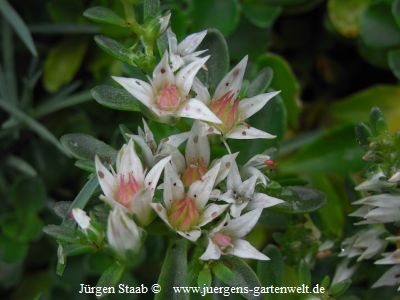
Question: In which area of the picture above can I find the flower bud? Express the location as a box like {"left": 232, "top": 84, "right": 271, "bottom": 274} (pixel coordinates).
{"left": 107, "top": 208, "right": 142, "bottom": 256}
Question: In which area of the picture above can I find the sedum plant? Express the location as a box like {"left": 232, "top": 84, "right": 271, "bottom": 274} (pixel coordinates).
{"left": 44, "top": 1, "right": 338, "bottom": 299}
{"left": 336, "top": 107, "right": 400, "bottom": 292}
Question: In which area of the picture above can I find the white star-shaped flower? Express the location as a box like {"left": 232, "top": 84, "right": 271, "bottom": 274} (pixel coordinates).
{"left": 167, "top": 28, "right": 207, "bottom": 71}
{"left": 200, "top": 209, "right": 269, "bottom": 261}
{"left": 193, "top": 56, "right": 280, "bottom": 139}
{"left": 151, "top": 162, "right": 228, "bottom": 242}
{"left": 217, "top": 158, "right": 283, "bottom": 217}
{"left": 95, "top": 139, "right": 170, "bottom": 226}
{"left": 113, "top": 52, "right": 221, "bottom": 124}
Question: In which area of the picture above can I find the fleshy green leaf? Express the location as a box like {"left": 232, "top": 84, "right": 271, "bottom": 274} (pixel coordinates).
{"left": 83, "top": 7, "right": 128, "bottom": 27}
{"left": 214, "top": 257, "right": 262, "bottom": 300}
{"left": 190, "top": 0, "right": 240, "bottom": 36}
{"left": 242, "top": 2, "right": 282, "bottom": 28}
{"left": 96, "top": 262, "right": 125, "bottom": 293}
{"left": 355, "top": 122, "right": 372, "bottom": 146}
{"left": 197, "top": 266, "right": 212, "bottom": 287}
{"left": 199, "top": 29, "right": 229, "bottom": 92}
{"left": 60, "top": 133, "right": 117, "bottom": 162}
{"left": 247, "top": 68, "right": 274, "bottom": 97}
{"left": 274, "top": 186, "right": 326, "bottom": 214}
{"left": 91, "top": 85, "right": 141, "bottom": 111}
{"left": 393, "top": 0, "right": 400, "bottom": 28}
{"left": 309, "top": 175, "right": 344, "bottom": 237}
{"left": 0, "top": 0, "right": 37, "bottom": 56}
{"left": 155, "top": 239, "right": 188, "bottom": 300}
{"left": 328, "top": 0, "right": 372, "bottom": 38}
{"left": 279, "top": 125, "right": 364, "bottom": 174}
{"left": 257, "top": 53, "right": 301, "bottom": 128}
{"left": 43, "top": 37, "right": 88, "bottom": 92}
{"left": 329, "top": 85, "right": 400, "bottom": 132}
{"left": 388, "top": 48, "right": 400, "bottom": 80}
{"left": 360, "top": 2, "right": 400, "bottom": 49}
{"left": 94, "top": 35, "right": 134, "bottom": 65}
{"left": 65, "top": 175, "right": 98, "bottom": 217}
{"left": 42, "top": 225, "right": 78, "bottom": 243}
{"left": 369, "top": 106, "right": 387, "bottom": 134}
{"left": 257, "top": 245, "right": 283, "bottom": 300}
{"left": 298, "top": 260, "right": 311, "bottom": 286}
{"left": 329, "top": 279, "right": 352, "bottom": 297}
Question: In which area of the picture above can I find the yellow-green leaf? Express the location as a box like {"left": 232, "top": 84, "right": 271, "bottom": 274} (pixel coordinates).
{"left": 330, "top": 85, "right": 400, "bottom": 132}
{"left": 328, "top": 0, "right": 372, "bottom": 38}
{"left": 43, "top": 37, "right": 88, "bottom": 92}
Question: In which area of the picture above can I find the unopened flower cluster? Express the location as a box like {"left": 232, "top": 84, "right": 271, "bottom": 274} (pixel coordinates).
{"left": 72, "top": 27, "right": 283, "bottom": 262}
{"left": 337, "top": 120, "right": 400, "bottom": 290}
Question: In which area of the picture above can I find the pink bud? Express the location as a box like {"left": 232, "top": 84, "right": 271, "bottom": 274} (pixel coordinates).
{"left": 157, "top": 84, "right": 181, "bottom": 111}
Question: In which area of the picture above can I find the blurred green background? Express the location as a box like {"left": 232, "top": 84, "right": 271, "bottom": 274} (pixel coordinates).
{"left": 1, "top": 0, "right": 400, "bottom": 299}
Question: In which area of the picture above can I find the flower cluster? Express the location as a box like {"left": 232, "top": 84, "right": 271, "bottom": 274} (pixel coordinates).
{"left": 70, "top": 27, "right": 283, "bottom": 262}
{"left": 337, "top": 111, "right": 400, "bottom": 290}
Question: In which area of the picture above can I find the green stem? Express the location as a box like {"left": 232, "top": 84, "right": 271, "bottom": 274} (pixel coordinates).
{"left": 121, "top": 0, "right": 143, "bottom": 36}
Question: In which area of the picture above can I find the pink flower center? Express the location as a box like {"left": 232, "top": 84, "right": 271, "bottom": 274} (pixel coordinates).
{"left": 157, "top": 84, "right": 181, "bottom": 111}
{"left": 209, "top": 92, "right": 239, "bottom": 133}
{"left": 213, "top": 232, "right": 233, "bottom": 250}
{"left": 116, "top": 173, "right": 140, "bottom": 208}
{"left": 182, "top": 159, "right": 208, "bottom": 187}
{"left": 168, "top": 194, "right": 200, "bottom": 231}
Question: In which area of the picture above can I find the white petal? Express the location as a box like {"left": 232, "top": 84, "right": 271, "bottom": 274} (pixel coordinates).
{"left": 389, "top": 171, "right": 400, "bottom": 183}
{"left": 200, "top": 238, "right": 222, "bottom": 260}
{"left": 227, "top": 125, "right": 276, "bottom": 139}
{"left": 372, "top": 265, "right": 400, "bottom": 288}
{"left": 145, "top": 155, "right": 171, "bottom": 198}
{"left": 185, "top": 121, "right": 210, "bottom": 166}
{"left": 177, "top": 229, "right": 202, "bottom": 242}
{"left": 176, "top": 56, "right": 209, "bottom": 96}
{"left": 142, "top": 119, "right": 157, "bottom": 150}
{"left": 72, "top": 208, "right": 90, "bottom": 230}
{"left": 95, "top": 155, "right": 116, "bottom": 200}
{"left": 225, "top": 209, "right": 263, "bottom": 238}
{"left": 158, "top": 13, "right": 171, "bottom": 34}
{"left": 178, "top": 30, "right": 207, "bottom": 55}
{"left": 229, "top": 239, "right": 269, "bottom": 260}
{"left": 230, "top": 202, "right": 249, "bottom": 218}
{"left": 167, "top": 28, "right": 178, "bottom": 54}
{"left": 238, "top": 176, "right": 257, "bottom": 198}
{"left": 151, "top": 202, "right": 173, "bottom": 228}
{"left": 242, "top": 166, "right": 267, "bottom": 186}
{"left": 152, "top": 51, "right": 174, "bottom": 90}
{"left": 199, "top": 204, "right": 229, "bottom": 227}
{"left": 227, "top": 159, "right": 242, "bottom": 191}
{"left": 163, "top": 163, "right": 184, "bottom": 209}
{"left": 177, "top": 98, "right": 222, "bottom": 123}
{"left": 353, "top": 194, "right": 400, "bottom": 208}
{"left": 213, "top": 153, "right": 239, "bottom": 185}
{"left": 107, "top": 208, "right": 142, "bottom": 255}
{"left": 239, "top": 91, "right": 280, "bottom": 121}
{"left": 375, "top": 250, "right": 400, "bottom": 265}
{"left": 131, "top": 189, "right": 154, "bottom": 226}
{"left": 332, "top": 259, "right": 357, "bottom": 286}
{"left": 128, "top": 134, "right": 155, "bottom": 167}
{"left": 117, "top": 139, "right": 145, "bottom": 183}
{"left": 112, "top": 76, "right": 153, "bottom": 108}
{"left": 244, "top": 154, "right": 271, "bottom": 169}
{"left": 247, "top": 193, "right": 284, "bottom": 210}
{"left": 188, "top": 162, "right": 221, "bottom": 209}
{"left": 214, "top": 56, "right": 248, "bottom": 100}
{"left": 192, "top": 77, "right": 210, "bottom": 103}
{"left": 100, "top": 194, "right": 127, "bottom": 212}
{"left": 159, "top": 132, "right": 190, "bottom": 149}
